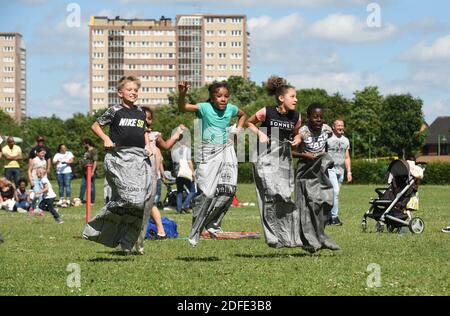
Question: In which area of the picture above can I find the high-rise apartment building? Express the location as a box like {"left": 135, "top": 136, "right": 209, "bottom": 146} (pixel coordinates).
{"left": 177, "top": 14, "right": 250, "bottom": 88}
{"left": 90, "top": 16, "right": 176, "bottom": 112}
{"left": 89, "top": 14, "right": 250, "bottom": 112}
{"left": 0, "top": 33, "right": 26, "bottom": 122}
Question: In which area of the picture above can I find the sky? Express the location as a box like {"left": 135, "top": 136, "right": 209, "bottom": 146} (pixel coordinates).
{"left": 1, "top": 0, "right": 450, "bottom": 124}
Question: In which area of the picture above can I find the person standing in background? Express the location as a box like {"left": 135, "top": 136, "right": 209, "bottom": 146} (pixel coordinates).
{"left": 28, "top": 136, "right": 52, "bottom": 175}
{"left": 327, "top": 119, "right": 352, "bottom": 226}
{"left": 53, "top": 144, "right": 75, "bottom": 207}
{"left": 2, "top": 137, "right": 22, "bottom": 185}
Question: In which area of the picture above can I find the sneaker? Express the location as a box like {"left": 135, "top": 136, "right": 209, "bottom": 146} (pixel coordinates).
{"left": 207, "top": 227, "right": 222, "bottom": 238}
{"left": 154, "top": 234, "right": 168, "bottom": 240}
{"left": 56, "top": 217, "right": 64, "bottom": 224}
{"left": 188, "top": 238, "right": 197, "bottom": 248}
{"left": 182, "top": 208, "right": 192, "bottom": 214}
{"left": 331, "top": 217, "right": 343, "bottom": 226}
{"left": 56, "top": 199, "right": 64, "bottom": 207}
{"left": 442, "top": 226, "right": 450, "bottom": 233}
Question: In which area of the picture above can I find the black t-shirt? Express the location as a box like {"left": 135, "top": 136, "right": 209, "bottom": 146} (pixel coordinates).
{"left": 28, "top": 146, "right": 52, "bottom": 160}
{"left": 1, "top": 185, "right": 14, "bottom": 200}
{"left": 259, "top": 106, "right": 300, "bottom": 142}
{"left": 97, "top": 104, "right": 147, "bottom": 148}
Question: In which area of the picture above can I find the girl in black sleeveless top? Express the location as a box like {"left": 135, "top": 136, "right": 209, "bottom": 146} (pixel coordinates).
{"left": 246, "top": 76, "right": 303, "bottom": 249}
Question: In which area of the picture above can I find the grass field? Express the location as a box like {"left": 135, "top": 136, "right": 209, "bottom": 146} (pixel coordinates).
{"left": 0, "top": 180, "right": 449, "bottom": 296}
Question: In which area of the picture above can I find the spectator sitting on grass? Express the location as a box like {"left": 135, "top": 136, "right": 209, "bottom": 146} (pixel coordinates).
{"left": 0, "top": 176, "right": 17, "bottom": 212}
{"left": 16, "top": 178, "right": 31, "bottom": 212}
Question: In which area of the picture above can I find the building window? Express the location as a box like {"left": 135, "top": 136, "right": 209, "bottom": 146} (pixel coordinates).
{"left": 4, "top": 97, "right": 14, "bottom": 103}
{"left": 231, "top": 41, "right": 242, "bottom": 47}
{"left": 3, "top": 46, "right": 14, "bottom": 52}
{"left": 218, "top": 64, "right": 227, "bottom": 70}
{"left": 2, "top": 56, "right": 14, "bottom": 62}
{"left": 218, "top": 30, "right": 227, "bottom": 36}
{"left": 3, "top": 88, "right": 15, "bottom": 93}
{"left": 3, "top": 67, "right": 14, "bottom": 72}
{"left": 93, "top": 87, "right": 105, "bottom": 93}
{"left": 218, "top": 42, "right": 227, "bottom": 47}
{"left": 92, "top": 29, "right": 104, "bottom": 35}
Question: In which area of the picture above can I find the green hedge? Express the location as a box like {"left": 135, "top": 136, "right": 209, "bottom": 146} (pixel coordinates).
{"left": 421, "top": 162, "right": 450, "bottom": 185}
{"left": 235, "top": 160, "right": 450, "bottom": 185}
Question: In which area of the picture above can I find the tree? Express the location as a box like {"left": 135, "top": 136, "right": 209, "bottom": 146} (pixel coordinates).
{"left": 296, "top": 88, "right": 330, "bottom": 120}
{"left": 348, "top": 87, "right": 384, "bottom": 158}
{"left": 380, "top": 94, "right": 426, "bottom": 158}
{"left": 0, "top": 110, "right": 21, "bottom": 139}
{"left": 226, "top": 76, "right": 259, "bottom": 107}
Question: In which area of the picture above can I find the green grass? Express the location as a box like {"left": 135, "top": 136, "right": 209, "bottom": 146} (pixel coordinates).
{"left": 0, "top": 180, "right": 449, "bottom": 296}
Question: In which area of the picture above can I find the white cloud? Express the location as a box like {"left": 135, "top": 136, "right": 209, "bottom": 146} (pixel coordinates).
{"left": 248, "top": 13, "right": 304, "bottom": 42}
{"left": 287, "top": 71, "right": 382, "bottom": 96}
{"left": 306, "top": 13, "right": 398, "bottom": 43}
{"left": 62, "top": 81, "right": 89, "bottom": 99}
{"left": 400, "top": 35, "right": 450, "bottom": 62}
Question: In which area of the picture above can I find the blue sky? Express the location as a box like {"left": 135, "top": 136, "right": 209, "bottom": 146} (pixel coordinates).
{"left": 1, "top": 0, "right": 450, "bottom": 124}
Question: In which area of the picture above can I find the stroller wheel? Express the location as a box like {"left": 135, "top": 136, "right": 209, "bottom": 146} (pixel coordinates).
{"left": 361, "top": 218, "right": 368, "bottom": 232}
{"left": 375, "top": 221, "right": 384, "bottom": 233}
{"left": 409, "top": 217, "right": 425, "bottom": 234}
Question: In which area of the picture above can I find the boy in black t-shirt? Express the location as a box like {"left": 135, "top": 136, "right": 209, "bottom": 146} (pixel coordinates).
{"left": 83, "top": 76, "right": 156, "bottom": 255}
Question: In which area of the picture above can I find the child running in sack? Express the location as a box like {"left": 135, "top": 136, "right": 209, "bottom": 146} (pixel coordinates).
{"left": 246, "top": 75, "right": 303, "bottom": 249}
{"left": 83, "top": 76, "right": 155, "bottom": 255}
{"left": 293, "top": 103, "right": 340, "bottom": 252}
{"left": 178, "top": 81, "right": 247, "bottom": 247}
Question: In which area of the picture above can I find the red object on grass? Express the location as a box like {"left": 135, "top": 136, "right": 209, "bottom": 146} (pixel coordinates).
{"left": 232, "top": 195, "right": 239, "bottom": 207}
{"left": 86, "top": 163, "right": 92, "bottom": 223}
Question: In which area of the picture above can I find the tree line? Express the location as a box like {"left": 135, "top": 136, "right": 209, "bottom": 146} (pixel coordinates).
{"left": 0, "top": 76, "right": 426, "bottom": 176}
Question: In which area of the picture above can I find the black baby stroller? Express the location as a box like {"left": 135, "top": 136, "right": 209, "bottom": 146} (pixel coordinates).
{"left": 361, "top": 160, "right": 426, "bottom": 234}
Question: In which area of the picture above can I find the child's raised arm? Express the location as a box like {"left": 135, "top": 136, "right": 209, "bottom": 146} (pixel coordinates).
{"left": 178, "top": 81, "right": 199, "bottom": 113}
{"left": 156, "top": 125, "right": 185, "bottom": 150}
